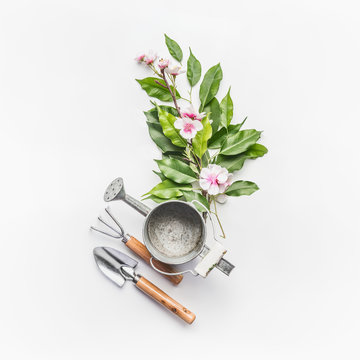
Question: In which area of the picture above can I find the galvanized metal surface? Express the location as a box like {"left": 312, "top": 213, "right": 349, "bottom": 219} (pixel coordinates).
{"left": 144, "top": 201, "right": 206, "bottom": 265}
{"left": 103, "top": 177, "right": 235, "bottom": 276}
{"left": 104, "top": 177, "right": 150, "bottom": 216}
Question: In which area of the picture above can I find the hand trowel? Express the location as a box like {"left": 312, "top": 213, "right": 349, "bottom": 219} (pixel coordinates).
{"left": 93, "top": 247, "right": 196, "bottom": 324}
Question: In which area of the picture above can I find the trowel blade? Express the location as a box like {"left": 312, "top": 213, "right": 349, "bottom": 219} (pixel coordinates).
{"left": 93, "top": 247, "right": 138, "bottom": 287}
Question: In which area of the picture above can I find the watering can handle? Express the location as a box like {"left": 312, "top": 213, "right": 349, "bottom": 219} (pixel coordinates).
{"left": 149, "top": 257, "right": 199, "bottom": 277}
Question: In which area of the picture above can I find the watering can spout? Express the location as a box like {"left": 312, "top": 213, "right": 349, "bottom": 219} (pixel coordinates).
{"left": 104, "top": 177, "right": 151, "bottom": 216}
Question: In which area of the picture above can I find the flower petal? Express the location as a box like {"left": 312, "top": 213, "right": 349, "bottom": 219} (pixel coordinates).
{"left": 199, "top": 178, "right": 210, "bottom": 191}
{"left": 180, "top": 129, "right": 192, "bottom": 139}
{"left": 186, "top": 104, "right": 196, "bottom": 114}
{"left": 210, "top": 164, "right": 222, "bottom": 176}
{"left": 218, "top": 183, "right": 227, "bottom": 193}
{"left": 174, "top": 118, "right": 184, "bottom": 129}
{"left": 193, "top": 121, "right": 203, "bottom": 131}
{"left": 189, "top": 130, "right": 197, "bottom": 139}
{"left": 217, "top": 170, "right": 228, "bottom": 184}
{"left": 200, "top": 167, "right": 211, "bottom": 178}
{"left": 226, "top": 174, "right": 233, "bottom": 186}
{"left": 208, "top": 184, "right": 220, "bottom": 195}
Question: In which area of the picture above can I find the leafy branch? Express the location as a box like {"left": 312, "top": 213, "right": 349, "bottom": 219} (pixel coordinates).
{"left": 135, "top": 34, "right": 268, "bottom": 237}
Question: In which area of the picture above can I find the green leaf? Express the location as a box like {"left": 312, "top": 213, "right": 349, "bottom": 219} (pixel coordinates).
{"left": 243, "top": 143, "right": 268, "bottom": 158}
{"left": 220, "top": 129, "right": 261, "bottom": 155}
{"left": 228, "top": 123, "right": 242, "bottom": 133}
{"left": 187, "top": 48, "right": 201, "bottom": 86}
{"left": 143, "top": 179, "right": 191, "bottom": 199}
{"left": 208, "top": 127, "right": 227, "bottom": 149}
{"left": 216, "top": 153, "right": 247, "bottom": 172}
{"left": 153, "top": 170, "right": 167, "bottom": 181}
{"left": 155, "top": 158, "right": 197, "bottom": 184}
{"left": 238, "top": 116, "right": 247, "bottom": 129}
{"left": 144, "top": 108, "right": 159, "bottom": 123}
{"left": 164, "top": 34, "right": 183, "bottom": 63}
{"left": 216, "top": 143, "right": 268, "bottom": 172}
{"left": 225, "top": 181, "right": 259, "bottom": 197}
{"left": 144, "top": 106, "right": 179, "bottom": 123}
{"left": 208, "top": 123, "right": 242, "bottom": 150}
{"left": 143, "top": 194, "right": 181, "bottom": 203}
{"left": 204, "top": 97, "right": 221, "bottom": 133}
{"left": 202, "top": 150, "right": 210, "bottom": 168}
{"left": 164, "top": 153, "right": 188, "bottom": 162}
{"left": 147, "top": 121, "right": 184, "bottom": 153}
{"left": 182, "top": 191, "right": 210, "bottom": 212}
{"left": 220, "top": 87, "right": 233, "bottom": 127}
{"left": 193, "top": 115, "right": 212, "bottom": 158}
{"left": 199, "top": 64, "right": 223, "bottom": 111}
{"left": 158, "top": 107, "right": 187, "bottom": 148}
{"left": 136, "top": 78, "right": 180, "bottom": 102}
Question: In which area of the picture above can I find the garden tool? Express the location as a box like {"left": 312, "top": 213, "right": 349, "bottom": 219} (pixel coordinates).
{"left": 93, "top": 246, "right": 196, "bottom": 324}
{"left": 91, "top": 207, "right": 183, "bottom": 285}
{"left": 103, "top": 177, "right": 235, "bottom": 277}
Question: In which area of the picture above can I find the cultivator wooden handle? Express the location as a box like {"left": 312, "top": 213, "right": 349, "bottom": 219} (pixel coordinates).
{"left": 125, "top": 236, "right": 183, "bottom": 285}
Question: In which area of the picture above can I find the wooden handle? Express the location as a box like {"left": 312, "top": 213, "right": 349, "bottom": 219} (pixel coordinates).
{"left": 135, "top": 276, "right": 196, "bottom": 324}
{"left": 125, "top": 236, "right": 183, "bottom": 285}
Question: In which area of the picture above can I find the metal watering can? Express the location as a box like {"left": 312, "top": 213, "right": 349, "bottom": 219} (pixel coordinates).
{"left": 103, "top": 177, "right": 235, "bottom": 278}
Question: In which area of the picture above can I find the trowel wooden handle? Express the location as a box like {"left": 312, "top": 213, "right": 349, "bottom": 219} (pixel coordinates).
{"left": 135, "top": 276, "right": 196, "bottom": 324}
{"left": 125, "top": 236, "right": 183, "bottom": 285}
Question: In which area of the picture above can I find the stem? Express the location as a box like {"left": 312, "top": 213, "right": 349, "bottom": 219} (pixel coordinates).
{"left": 209, "top": 151, "right": 220, "bottom": 162}
{"left": 180, "top": 96, "right": 192, "bottom": 103}
{"left": 149, "top": 64, "right": 162, "bottom": 77}
{"left": 182, "top": 157, "right": 197, "bottom": 165}
{"left": 169, "top": 74, "right": 176, "bottom": 88}
{"left": 213, "top": 198, "right": 226, "bottom": 238}
{"left": 160, "top": 69, "right": 181, "bottom": 116}
{"left": 189, "top": 87, "right": 193, "bottom": 104}
{"left": 154, "top": 80, "right": 167, "bottom": 89}
{"left": 189, "top": 146, "right": 201, "bottom": 169}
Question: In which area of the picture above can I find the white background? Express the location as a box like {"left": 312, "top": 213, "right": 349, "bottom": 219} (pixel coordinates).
{"left": 0, "top": 0, "right": 359, "bottom": 358}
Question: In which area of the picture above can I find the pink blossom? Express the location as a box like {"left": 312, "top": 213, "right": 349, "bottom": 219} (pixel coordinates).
{"left": 174, "top": 117, "right": 203, "bottom": 140}
{"left": 199, "top": 165, "right": 233, "bottom": 195}
{"left": 181, "top": 104, "right": 206, "bottom": 121}
{"left": 158, "top": 58, "right": 170, "bottom": 70}
{"left": 135, "top": 54, "right": 146, "bottom": 63}
{"left": 165, "top": 65, "right": 185, "bottom": 76}
{"left": 144, "top": 51, "right": 157, "bottom": 65}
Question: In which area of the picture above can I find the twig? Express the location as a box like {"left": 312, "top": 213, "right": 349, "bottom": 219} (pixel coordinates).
{"left": 149, "top": 64, "right": 162, "bottom": 77}
{"left": 180, "top": 96, "right": 191, "bottom": 103}
{"left": 182, "top": 157, "right": 197, "bottom": 165}
{"left": 160, "top": 69, "right": 181, "bottom": 116}
{"left": 213, "top": 198, "right": 226, "bottom": 238}
{"left": 154, "top": 80, "right": 167, "bottom": 89}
